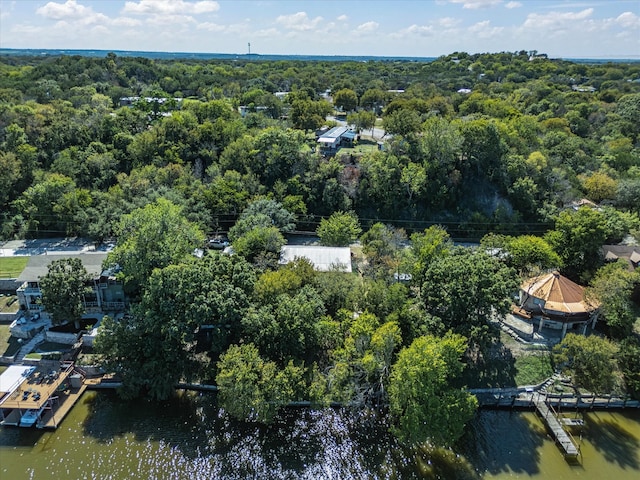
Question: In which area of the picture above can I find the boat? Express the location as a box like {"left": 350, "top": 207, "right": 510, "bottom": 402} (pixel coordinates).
{"left": 19, "top": 407, "right": 45, "bottom": 427}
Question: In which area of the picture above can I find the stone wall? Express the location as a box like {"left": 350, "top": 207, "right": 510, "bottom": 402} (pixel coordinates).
{"left": 45, "top": 330, "right": 80, "bottom": 345}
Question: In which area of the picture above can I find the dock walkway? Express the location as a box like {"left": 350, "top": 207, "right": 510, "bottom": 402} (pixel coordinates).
{"left": 534, "top": 397, "right": 580, "bottom": 457}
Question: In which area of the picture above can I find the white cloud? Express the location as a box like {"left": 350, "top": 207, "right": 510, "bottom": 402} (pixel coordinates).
{"left": 122, "top": 0, "right": 219, "bottom": 15}
{"left": 337, "top": 14, "right": 348, "bottom": 22}
{"left": 111, "top": 17, "right": 142, "bottom": 27}
{"left": 147, "top": 14, "right": 195, "bottom": 25}
{"left": 356, "top": 21, "right": 379, "bottom": 33}
{"left": 276, "top": 11, "right": 323, "bottom": 31}
{"left": 468, "top": 20, "right": 503, "bottom": 37}
{"left": 438, "top": 17, "right": 461, "bottom": 28}
{"left": 505, "top": 1, "right": 521, "bottom": 8}
{"left": 616, "top": 11, "right": 640, "bottom": 29}
{"left": 197, "top": 22, "right": 226, "bottom": 32}
{"left": 523, "top": 8, "right": 594, "bottom": 29}
{"left": 391, "top": 24, "right": 435, "bottom": 38}
{"left": 448, "top": 0, "right": 503, "bottom": 9}
{"left": 36, "top": 0, "right": 96, "bottom": 20}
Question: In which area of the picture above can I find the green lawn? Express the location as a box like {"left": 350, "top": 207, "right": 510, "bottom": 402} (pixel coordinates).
{"left": 0, "top": 324, "right": 21, "bottom": 357}
{"left": 0, "top": 295, "right": 19, "bottom": 313}
{"left": 514, "top": 354, "right": 554, "bottom": 386}
{"left": 0, "top": 256, "right": 29, "bottom": 279}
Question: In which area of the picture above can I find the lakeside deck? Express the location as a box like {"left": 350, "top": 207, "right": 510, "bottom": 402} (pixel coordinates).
{"left": 0, "top": 362, "right": 94, "bottom": 429}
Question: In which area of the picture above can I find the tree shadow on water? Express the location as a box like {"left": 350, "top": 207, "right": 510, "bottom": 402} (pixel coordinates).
{"left": 81, "top": 390, "right": 215, "bottom": 460}
{"left": 459, "top": 410, "right": 545, "bottom": 477}
{"left": 585, "top": 412, "right": 640, "bottom": 469}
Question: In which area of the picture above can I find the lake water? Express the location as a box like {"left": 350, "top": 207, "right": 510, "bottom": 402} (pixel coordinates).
{"left": 1, "top": 391, "right": 639, "bottom": 479}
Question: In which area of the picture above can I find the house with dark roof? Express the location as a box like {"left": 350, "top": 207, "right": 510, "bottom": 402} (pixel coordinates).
{"left": 602, "top": 245, "right": 640, "bottom": 271}
{"left": 15, "top": 253, "right": 125, "bottom": 321}
{"left": 518, "top": 271, "right": 599, "bottom": 338}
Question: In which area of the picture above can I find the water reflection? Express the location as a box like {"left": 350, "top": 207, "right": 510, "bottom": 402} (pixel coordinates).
{"left": 1, "top": 391, "right": 640, "bottom": 480}
{"left": 460, "top": 409, "right": 545, "bottom": 477}
{"left": 586, "top": 411, "right": 640, "bottom": 469}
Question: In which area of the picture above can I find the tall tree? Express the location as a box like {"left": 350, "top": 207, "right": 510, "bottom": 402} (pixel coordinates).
{"left": 105, "top": 198, "right": 205, "bottom": 293}
{"left": 421, "top": 248, "right": 517, "bottom": 347}
{"left": 545, "top": 207, "right": 608, "bottom": 281}
{"left": 39, "top": 257, "right": 92, "bottom": 327}
{"left": 588, "top": 260, "right": 640, "bottom": 339}
{"left": 317, "top": 211, "right": 362, "bottom": 247}
{"left": 553, "top": 333, "right": 619, "bottom": 394}
{"left": 389, "top": 333, "right": 478, "bottom": 446}
{"left": 216, "top": 343, "right": 304, "bottom": 423}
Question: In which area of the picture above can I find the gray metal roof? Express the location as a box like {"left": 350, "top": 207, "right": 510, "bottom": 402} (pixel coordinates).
{"left": 280, "top": 246, "right": 352, "bottom": 272}
{"left": 17, "top": 253, "right": 108, "bottom": 282}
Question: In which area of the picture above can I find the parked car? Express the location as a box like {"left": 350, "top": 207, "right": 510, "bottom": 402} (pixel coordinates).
{"left": 207, "top": 237, "right": 230, "bottom": 249}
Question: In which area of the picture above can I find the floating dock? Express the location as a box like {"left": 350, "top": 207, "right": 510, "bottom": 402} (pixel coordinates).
{"left": 534, "top": 397, "right": 580, "bottom": 458}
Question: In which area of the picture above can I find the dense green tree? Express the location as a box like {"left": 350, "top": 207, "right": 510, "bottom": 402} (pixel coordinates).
{"left": 333, "top": 88, "right": 358, "bottom": 112}
{"left": 232, "top": 226, "right": 285, "bottom": 268}
{"left": 588, "top": 261, "right": 640, "bottom": 339}
{"left": 39, "top": 257, "right": 92, "bottom": 327}
{"left": 408, "top": 225, "right": 452, "bottom": 290}
{"left": 382, "top": 109, "right": 421, "bottom": 137}
{"left": 347, "top": 110, "right": 376, "bottom": 135}
{"left": 95, "top": 308, "right": 196, "bottom": 401}
{"left": 242, "top": 285, "right": 326, "bottom": 363}
{"left": 216, "top": 343, "right": 304, "bottom": 423}
{"left": 505, "top": 235, "right": 562, "bottom": 275}
{"left": 105, "top": 198, "right": 205, "bottom": 293}
{"left": 317, "top": 211, "right": 362, "bottom": 247}
{"left": 618, "top": 337, "right": 640, "bottom": 399}
{"left": 389, "top": 333, "right": 478, "bottom": 446}
{"left": 545, "top": 207, "right": 609, "bottom": 281}
{"left": 553, "top": 333, "right": 619, "bottom": 394}
{"left": 228, "top": 198, "right": 295, "bottom": 241}
{"left": 421, "top": 248, "right": 517, "bottom": 346}
{"left": 329, "top": 313, "right": 402, "bottom": 406}
{"left": 360, "top": 223, "right": 407, "bottom": 278}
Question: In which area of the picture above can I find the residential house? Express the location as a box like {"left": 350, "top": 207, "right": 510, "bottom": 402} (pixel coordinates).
{"left": 317, "top": 126, "right": 357, "bottom": 155}
{"left": 14, "top": 253, "right": 125, "bottom": 335}
{"left": 602, "top": 245, "right": 640, "bottom": 271}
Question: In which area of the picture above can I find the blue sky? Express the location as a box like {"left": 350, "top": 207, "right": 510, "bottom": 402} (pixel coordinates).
{"left": 1, "top": 0, "right": 638, "bottom": 58}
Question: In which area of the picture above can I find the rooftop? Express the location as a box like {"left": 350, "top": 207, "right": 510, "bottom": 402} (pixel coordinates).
{"left": 17, "top": 253, "right": 108, "bottom": 283}
{"left": 280, "top": 245, "right": 352, "bottom": 272}
{"left": 521, "top": 271, "right": 596, "bottom": 315}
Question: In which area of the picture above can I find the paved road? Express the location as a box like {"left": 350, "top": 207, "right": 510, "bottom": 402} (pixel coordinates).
{"left": 0, "top": 238, "right": 113, "bottom": 257}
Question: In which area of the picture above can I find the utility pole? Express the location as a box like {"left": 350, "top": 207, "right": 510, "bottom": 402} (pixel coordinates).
{"left": 248, "top": 42, "right": 251, "bottom": 55}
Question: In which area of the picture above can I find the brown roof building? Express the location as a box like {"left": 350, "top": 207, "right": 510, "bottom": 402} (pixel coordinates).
{"left": 518, "top": 271, "right": 599, "bottom": 338}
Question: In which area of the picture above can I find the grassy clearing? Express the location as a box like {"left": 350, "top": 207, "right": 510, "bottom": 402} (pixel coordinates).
{"left": 0, "top": 256, "right": 29, "bottom": 279}
{"left": 0, "top": 295, "right": 19, "bottom": 313}
{"left": 514, "top": 354, "right": 554, "bottom": 386}
{"left": 0, "top": 324, "right": 21, "bottom": 357}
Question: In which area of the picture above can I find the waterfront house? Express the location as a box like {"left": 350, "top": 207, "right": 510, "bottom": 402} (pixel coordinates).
{"left": 518, "top": 271, "right": 598, "bottom": 338}
{"left": 13, "top": 253, "right": 125, "bottom": 338}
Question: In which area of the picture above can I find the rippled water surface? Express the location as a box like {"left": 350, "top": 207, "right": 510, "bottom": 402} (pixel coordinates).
{"left": 1, "top": 391, "right": 639, "bottom": 479}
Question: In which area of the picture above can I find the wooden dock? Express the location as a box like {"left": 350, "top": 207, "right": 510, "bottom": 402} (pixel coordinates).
{"left": 534, "top": 398, "right": 580, "bottom": 458}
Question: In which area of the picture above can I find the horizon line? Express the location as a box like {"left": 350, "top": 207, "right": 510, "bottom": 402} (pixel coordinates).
{"left": 1, "top": 47, "right": 639, "bottom": 61}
